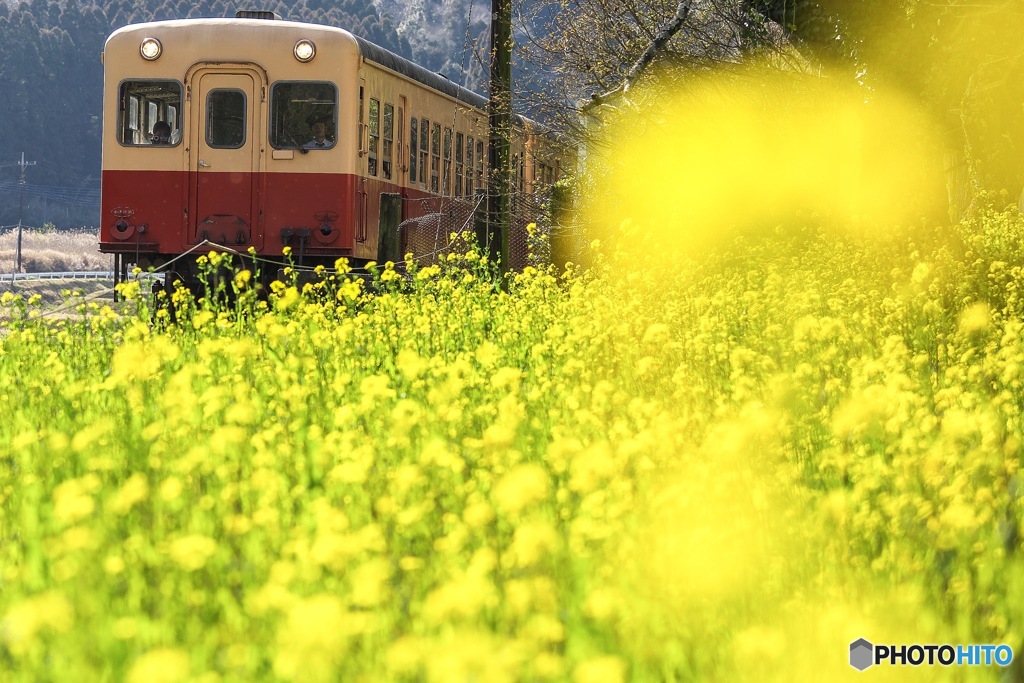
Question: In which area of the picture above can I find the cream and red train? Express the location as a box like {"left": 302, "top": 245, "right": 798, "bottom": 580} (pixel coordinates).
{"left": 100, "top": 11, "right": 567, "bottom": 281}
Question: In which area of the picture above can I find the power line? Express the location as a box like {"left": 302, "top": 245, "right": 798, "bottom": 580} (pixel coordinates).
{"left": 0, "top": 180, "right": 100, "bottom": 206}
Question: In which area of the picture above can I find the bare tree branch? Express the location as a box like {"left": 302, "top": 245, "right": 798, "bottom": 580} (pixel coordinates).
{"left": 586, "top": 0, "right": 695, "bottom": 109}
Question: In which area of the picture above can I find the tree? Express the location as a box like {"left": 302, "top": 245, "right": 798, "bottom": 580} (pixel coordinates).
{"left": 515, "top": 0, "right": 792, "bottom": 134}
{"left": 520, "top": 0, "right": 1024, "bottom": 220}
{"left": 753, "top": 0, "right": 1024, "bottom": 216}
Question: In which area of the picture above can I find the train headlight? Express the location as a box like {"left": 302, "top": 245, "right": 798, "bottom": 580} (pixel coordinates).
{"left": 294, "top": 39, "right": 316, "bottom": 63}
{"left": 140, "top": 37, "right": 162, "bottom": 61}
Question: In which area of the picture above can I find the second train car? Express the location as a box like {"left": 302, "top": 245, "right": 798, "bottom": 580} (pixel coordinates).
{"left": 99, "top": 11, "right": 568, "bottom": 282}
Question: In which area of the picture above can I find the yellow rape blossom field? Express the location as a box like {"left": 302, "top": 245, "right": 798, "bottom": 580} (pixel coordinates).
{"left": 2, "top": 207, "right": 1023, "bottom": 681}
{"left": 4, "top": 76, "right": 1024, "bottom": 679}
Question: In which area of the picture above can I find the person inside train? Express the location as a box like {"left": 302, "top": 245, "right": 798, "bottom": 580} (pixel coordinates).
{"left": 150, "top": 121, "right": 172, "bottom": 145}
{"left": 303, "top": 113, "right": 333, "bottom": 149}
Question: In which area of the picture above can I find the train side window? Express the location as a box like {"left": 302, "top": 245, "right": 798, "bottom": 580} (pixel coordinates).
{"left": 410, "top": 117, "right": 418, "bottom": 185}
{"left": 383, "top": 103, "right": 394, "bottom": 180}
{"left": 455, "top": 132, "right": 464, "bottom": 198}
{"left": 476, "top": 140, "right": 484, "bottom": 191}
{"left": 420, "top": 118, "right": 429, "bottom": 186}
{"left": 431, "top": 123, "right": 440, "bottom": 194}
{"left": 466, "top": 136, "right": 474, "bottom": 196}
{"left": 443, "top": 127, "right": 453, "bottom": 196}
{"left": 206, "top": 89, "right": 246, "bottom": 149}
{"left": 117, "top": 79, "right": 183, "bottom": 146}
{"left": 368, "top": 99, "right": 380, "bottom": 176}
{"left": 269, "top": 81, "right": 337, "bottom": 150}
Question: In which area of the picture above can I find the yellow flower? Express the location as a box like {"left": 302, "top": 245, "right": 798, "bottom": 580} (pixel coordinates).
{"left": 52, "top": 476, "right": 99, "bottom": 525}
{"left": 1, "top": 592, "right": 74, "bottom": 656}
{"left": 958, "top": 302, "right": 991, "bottom": 336}
{"left": 506, "top": 521, "right": 560, "bottom": 568}
{"left": 109, "top": 473, "right": 149, "bottom": 515}
{"left": 104, "top": 556, "right": 126, "bottom": 575}
{"left": 493, "top": 463, "right": 551, "bottom": 516}
{"left": 167, "top": 535, "right": 217, "bottom": 572}
{"left": 572, "top": 656, "right": 627, "bottom": 683}
{"left": 274, "top": 595, "right": 349, "bottom": 682}
{"left": 350, "top": 557, "right": 392, "bottom": 607}
{"left": 491, "top": 366, "right": 522, "bottom": 390}
{"left": 568, "top": 442, "right": 617, "bottom": 493}
{"left": 475, "top": 341, "right": 501, "bottom": 367}
{"left": 159, "top": 476, "right": 184, "bottom": 502}
{"left": 397, "top": 348, "right": 429, "bottom": 379}
{"left": 126, "top": 648, "right": 190, "bottom": 683}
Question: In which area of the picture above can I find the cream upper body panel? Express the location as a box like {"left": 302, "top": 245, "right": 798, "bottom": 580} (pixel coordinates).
{"left": 102, "top": 19, "right": 362, "bottom": 173}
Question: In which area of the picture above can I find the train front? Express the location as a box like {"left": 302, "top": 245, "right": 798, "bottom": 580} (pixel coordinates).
{"left": 99, "top": 16, "right": 362, "bottom": 282}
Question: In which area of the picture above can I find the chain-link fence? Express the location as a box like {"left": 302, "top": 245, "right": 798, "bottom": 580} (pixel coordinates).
{"left": 396, "top": 186, "right": 581, "bottom": 271}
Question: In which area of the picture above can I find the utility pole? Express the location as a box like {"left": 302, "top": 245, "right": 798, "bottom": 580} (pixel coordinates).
{"left": 16, "top": 153, "right": 36, "bottom": 274}
{"left": 487, "top": 0, "right": 512, "bottom": 277}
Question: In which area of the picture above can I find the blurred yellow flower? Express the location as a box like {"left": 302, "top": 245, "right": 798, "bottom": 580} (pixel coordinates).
{"left": 52, "top": 476, "right": 98, "bottom": 525}
{"left": 493, "top": 463, "right": 551, "bottom": 516}
{"left": 167, "top": 534, "right": 217, "bottom": 572}
{"left": 572, "top": 656, "right": 626, "bottom": 683}
{"left": 274, "top": 594, "right": 349, "bottom": 682}
{"left": 1, "top": 591, "right": 74, "bottom": 656}
{"left": 109, "top": 473, "right": 149, "bottom": 515}
{"left": 126, "top": 648, "right": 191, "bottom": 683}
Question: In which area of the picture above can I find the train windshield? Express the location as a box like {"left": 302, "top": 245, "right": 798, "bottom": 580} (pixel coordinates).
{"left": 269, "top": 81, "right": 337, "bottom": 150}
{"left": 117, "top": 80, "right": 182, "bottom": 146}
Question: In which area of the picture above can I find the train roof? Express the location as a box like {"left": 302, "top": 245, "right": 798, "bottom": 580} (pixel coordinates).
{"left": 352, "top": 36, "right": 489, "bottom": 112}
{"left": 105, "top": 16, "right": 492, "bottom": 113}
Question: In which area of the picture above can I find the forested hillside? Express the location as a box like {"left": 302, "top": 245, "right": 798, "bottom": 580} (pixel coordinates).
{"left": 0, "top": 0, "right": 479, "bottom": 229}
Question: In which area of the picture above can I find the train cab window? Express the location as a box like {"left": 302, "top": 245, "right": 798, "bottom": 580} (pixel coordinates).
{"left": 269, "top": 81, "right": 337, "bottom": 150}
{"left": 117, "top": 79, "right": 182, "bottom": 146}
{"left": 420, "top": 118, "right": 429, "bottom": 187}
{"left": 455, "top": 133, "right": 464, "bottom": 198}
{"left": 382, "top": 103, "right": 394, "bottom": 180}
{"left": 430, "top": 123, "right": 440, "bottom": 194}
{"left": 206, "top": 89, "right": 246, "bottom": 148}
{"left": 368, "top": 98, "right": 380, "bottom": 176}
{"left": 410, "top": 117, "right": 418, "bottom": 184}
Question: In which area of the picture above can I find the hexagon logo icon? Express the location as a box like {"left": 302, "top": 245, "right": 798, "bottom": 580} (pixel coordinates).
{"left": 850, "top": 638, "right": 874, "bottom": 671}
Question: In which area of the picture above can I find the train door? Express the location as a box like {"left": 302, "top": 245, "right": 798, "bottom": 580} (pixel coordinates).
{"left": 187, "top": 65, "right": 265, "bottom": 248}
{"left": 356, "top": 81, "right": 368, "bottom": 244}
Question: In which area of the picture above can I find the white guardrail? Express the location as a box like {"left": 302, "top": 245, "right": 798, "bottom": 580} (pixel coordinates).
{"left": 1, "top": 271, "right": 115, "bottom": 281}
{"left": 0, "top": 271, "right": 162, "bottom": 281}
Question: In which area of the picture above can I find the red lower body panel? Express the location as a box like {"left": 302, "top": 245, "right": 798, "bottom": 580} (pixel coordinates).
{"left": 100, "top": 170, "right": 360, "bottom": 257}
{"left": 100, "top": 169, "right": 477, "bottom": 267}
